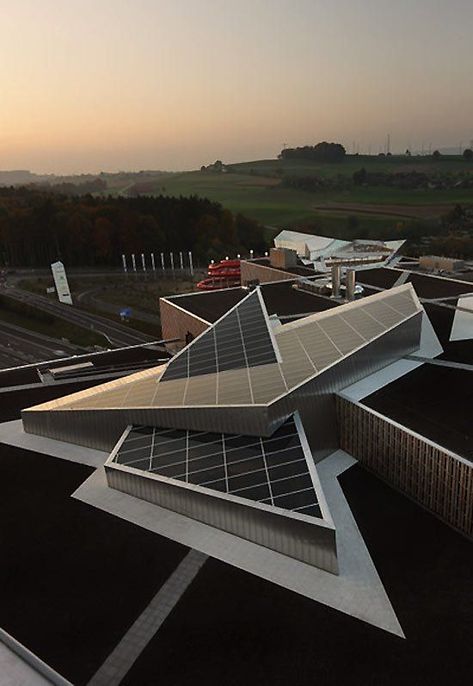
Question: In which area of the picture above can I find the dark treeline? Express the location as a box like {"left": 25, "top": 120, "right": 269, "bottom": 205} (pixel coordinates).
{"left": 279, "top": 142, "right": 346, "bottom": 162}
{"left": 299, "top": 204, "right": 473, "bottom": 259}
{"left": 0, "top": 188, "right": 267, "bottom": 267}
{"left": 283, "top": 167, "right": 473, "bottom": 194}
{"left": 353, "top": 168, "right": 473, "bottom": 190}
{"left": 35, "top": 178, "right": 109, "bottom": 195}
{"left": 283, "top": 175, "right": 352, "bottom": 192}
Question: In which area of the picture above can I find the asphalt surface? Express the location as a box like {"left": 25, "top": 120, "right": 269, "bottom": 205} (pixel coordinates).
{"left": 0, "top": 320, "right": 81, "bottom": 369}
{"left": 76, "top": 287, "right": 160, "bottom": 324}
{"left": 2, "top": 288, "right": 155, "bottom": 347}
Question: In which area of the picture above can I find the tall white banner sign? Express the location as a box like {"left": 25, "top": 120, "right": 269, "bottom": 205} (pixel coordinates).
{"left": 51, "top": 261, "right": 73, "bottom": 305}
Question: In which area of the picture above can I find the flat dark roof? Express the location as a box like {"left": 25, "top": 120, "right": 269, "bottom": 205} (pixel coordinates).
{"left": 165, "top": 281, "right": 338, "bottom": 324}
{"left": 166, "top": 266, "right": 473, "bottom": 328}
{"left": 261, "top": 281, "right": 338, "bottom": 317}
{"left": 356, "top": 268, "right": 473, "bottom": 300}
{"left": 122, "top": 465, "right": 473, "bottom": 686}
{"left": 406, "top": 273, "right": 473, "bottom": 299}
{"left": 363, "top": 363, "right": 473, "bottom": 461}
{"left": 251, "top": 257, "right": 316, "bottom": 277}
{"left": 0, "top": 444, "right": 187, "bottom": 685}
{"left": 0, "top": 344, "right": 170, "bottom": 390}
{"left": 166, "top": 288, "right": 248, "bottom": 323}
{"left": 356, "top": 267, "right": 402, "bottom": 290}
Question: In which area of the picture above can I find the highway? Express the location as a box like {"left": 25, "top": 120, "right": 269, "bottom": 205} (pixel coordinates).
{"left": 0, "top": 320, "right": 82, "bottom": 369}
{"left": 76, "top": 287, "right": 161, "bottom": 324}
{"left": 2, "top": 288, "right": 156, "bottom": 347}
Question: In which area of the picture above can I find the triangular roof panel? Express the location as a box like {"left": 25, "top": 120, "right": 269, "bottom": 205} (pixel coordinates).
{"left": 24, "top": 284, "right": 422, "bottom": 414}
{"left": 160, "top": 288, "right": 279, "bottom": 382}
{"left": 109, "top": 415, "right": 324, "bottom": 519}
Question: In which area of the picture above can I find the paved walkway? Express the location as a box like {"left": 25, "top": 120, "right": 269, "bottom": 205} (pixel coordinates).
{"left": 406, "top": 355, "right": 473, "bottom": 372}
{"left": 0, "top": 419, "right": 107, "bottom": 467}
{"left": 0, "top": 629, "right": 73, "bottom": 686}
{"left": 87, "top": 549, "right": 208, "bottom": 686}
{"left": 393, "top": 270, "right": 410, "bottom": 287}
{"left": 0, "top": 642, "right": 51, "bottom": 686}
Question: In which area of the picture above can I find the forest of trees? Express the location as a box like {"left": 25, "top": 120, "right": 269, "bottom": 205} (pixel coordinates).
{"left": 0, "top": 188, "right": 268, "bottom": 268}
{"left": 279, "top": 142, "right": 346, "bottom": 162}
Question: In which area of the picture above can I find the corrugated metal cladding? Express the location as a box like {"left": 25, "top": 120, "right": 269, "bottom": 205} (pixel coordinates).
{"left": 30, "top": 284, "right": 420, "bottom": 413}
{"left": 336, "top": 395, "right": 473, "bottom": 539}
{"left": 269, "top": 313, "right": 422, "bottom": 461}
{"left": 22, "top": 286, "right": 422, "bottom": 450}
{"left": 21, "top": 309, "right": 422, "bottom": 451}
{"left": 105, "top": 464, "right": 338, "bottom": 573}
{"left": 21, "top": 405, "right": 273, "bottom": 451}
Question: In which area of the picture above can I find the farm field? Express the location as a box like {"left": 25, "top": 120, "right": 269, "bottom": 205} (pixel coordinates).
{"left": 122, "top": 155, "right": 473, "bottom": 231}
{"left": 230, "top": 154, "right": 473, "bottom": 178}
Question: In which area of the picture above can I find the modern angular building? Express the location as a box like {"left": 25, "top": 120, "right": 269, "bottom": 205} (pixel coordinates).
{"left": 273, "top": 228, "right": 405, "bottom": 269}
{"left": 22, "top": 282, "right": 438, "bottom": 575}
{"left": 2, "top": 254, "right": 473, "bottom": 684}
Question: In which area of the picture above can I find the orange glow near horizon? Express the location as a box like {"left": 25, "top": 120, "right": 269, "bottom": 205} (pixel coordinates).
{"left": 1, "top": 0, "right": 472, "bottom": 173}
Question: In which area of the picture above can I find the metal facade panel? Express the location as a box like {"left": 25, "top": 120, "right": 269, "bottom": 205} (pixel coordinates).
{"left": 152, "top": 377, "right": 187, "bottom": 405}
{"left": 216, "top": 368, "right": 253, "bottom": 405}
{"left": 22, "top": 313, "right": 421, "bottom": 450}
{"left": 268, "top": 313, "right": 423, "bottom": 460}
{"left": 22, "top": 288, "right": 422, "bottom": 449}
{"left": 274, "top": 286, "right": 421, "bottom": 393}
{"left": 105, "top": 464, "right": 338, "bottom": 572}
{"left": 184, "top": 373, "right": 218, "bottom": 405}
{"left": 340, "top": 308, "right": 385, "bottom": 339}
{"left": 249, "top": 364, "right": 287, "bottom": 404}
{"left": 22, "top": 404, "right": 273, "bottom": 450}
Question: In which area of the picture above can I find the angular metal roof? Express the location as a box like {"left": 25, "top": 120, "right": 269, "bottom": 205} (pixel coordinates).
{"left": 274, "top": 230, "right": 405, "bottom": 269}
{"left": 111, "top": 415, "right": 322, "bottom": 518}
{"left": 26, "top": 284, "right": 422, "bottom": 413}
{"left": 160, "top": 288, "right": 278, "bottom": 382}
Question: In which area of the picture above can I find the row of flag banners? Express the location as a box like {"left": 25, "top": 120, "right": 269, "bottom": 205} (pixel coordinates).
{"left": 122, "top": 252, "right": 194, "bottom": 275}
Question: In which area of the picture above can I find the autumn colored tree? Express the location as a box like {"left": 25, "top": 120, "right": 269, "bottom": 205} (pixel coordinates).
{"left": 0, "top": 188, "right": 268, "bottom": 267}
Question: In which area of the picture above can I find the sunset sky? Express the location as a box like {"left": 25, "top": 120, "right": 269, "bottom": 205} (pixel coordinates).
{"left": 1, "top": 0, "right": 472, "bottom": 173}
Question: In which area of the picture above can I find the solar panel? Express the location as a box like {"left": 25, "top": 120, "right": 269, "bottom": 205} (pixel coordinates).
{"left": 274, "top": 285, "right": 420, "bottom": 391}
{"left": 160, "top": 290, "right": 277, "bottom": 383}
{"left": 113, "top": 416, "right": 321, "bottom": 518}
{"left": 53, "top": 285, "right": 421, "bottom": 411}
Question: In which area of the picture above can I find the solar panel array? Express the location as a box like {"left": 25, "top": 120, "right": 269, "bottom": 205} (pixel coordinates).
{"left": 57, "top": 285, "right": 420, "bottom": 410}
{"left": 113, "top": 416, "right": 321, "bottom": 518}
{"left": 160, "top": 290, "right": 277, "bottom": 382}
{"left": 276, "top": 287, "right": 419, "bottom": 390}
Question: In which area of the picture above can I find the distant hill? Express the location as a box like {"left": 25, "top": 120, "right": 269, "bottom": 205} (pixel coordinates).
{"left": 115, "top": 154, "right": 473, "bottom": 230}
{"left": 0, "top": 170, "right": 52, "bottom": 185}
{"left": 0, "top": 169, "right": 173, "bottom": 189}
{"left": 2, "top": 155, "right": 472, "bottom": 232}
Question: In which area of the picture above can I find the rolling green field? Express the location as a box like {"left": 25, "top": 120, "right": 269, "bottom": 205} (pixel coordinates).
{"left": 229, "top": 154, "right": 473, "bottom": 178}
{"left": 114, "top": 155, "right": 473, "bottom": 233}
